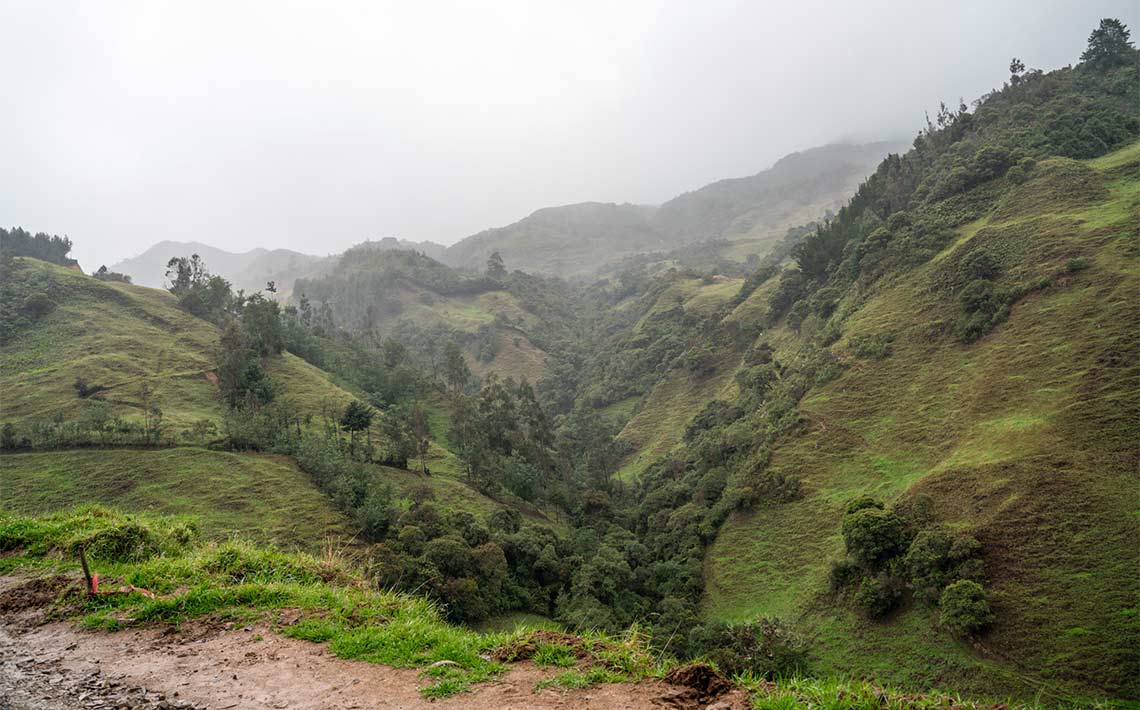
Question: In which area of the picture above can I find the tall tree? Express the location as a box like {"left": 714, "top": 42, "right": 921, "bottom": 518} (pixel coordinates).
{"left": 444, "top": 342, "right": 470, "bottom": 395}
{"left": 486, "top": 251, "right": 507, "bottom": 279}
{"left": 409, "top": 404, "right": 431, "bottom": 475}
{"left": 1081, "top": 18, "right": 1134, "bottom": 70}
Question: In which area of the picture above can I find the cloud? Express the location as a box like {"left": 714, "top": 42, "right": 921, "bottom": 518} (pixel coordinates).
{"left": 1, "top": 0, "right": 1136, "bottom": 269}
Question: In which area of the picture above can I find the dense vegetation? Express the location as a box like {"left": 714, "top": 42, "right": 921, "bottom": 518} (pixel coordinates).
{"left": 1, "top": 20, "right": 1137, "bottom": 707}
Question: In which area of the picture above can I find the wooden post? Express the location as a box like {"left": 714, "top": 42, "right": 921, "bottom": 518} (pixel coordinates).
{"left": 78, "top": 545, "right": 95, "bottom": 595}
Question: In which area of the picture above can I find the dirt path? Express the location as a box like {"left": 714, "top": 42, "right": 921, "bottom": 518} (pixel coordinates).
{"left": 0, "top": 575, "right": 748, "bottom": 710}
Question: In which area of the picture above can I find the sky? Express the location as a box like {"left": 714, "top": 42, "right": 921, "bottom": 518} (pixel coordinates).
{"left": 2, "top": 1, "right": 1137, "bottom": 270}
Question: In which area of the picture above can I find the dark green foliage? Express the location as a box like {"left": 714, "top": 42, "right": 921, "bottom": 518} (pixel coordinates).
{"left": 831, "top": 496, "right": 990, "bottom": 629}
{"left": 855, "top": 572, "right": 903, "bottom": 618}
{"left": 939, "top": 580, "right": 995, "bottom": 635}
{"left": 0, "top": 227, "right": 76, "bottom": 266}
{"left": 688, "top": 619, "right": 808, "bottom": 678}
{"left": 841, "top": 508, "right": 906, "bottom": 566}
{"left": 93, "top": 265, "right": 132, "bottom": 283}
{"left": 1081, "top": 18, "right": 1136, "bottom": 71}
{"left": 216, "top": 318, "right": 278, "bottom": 409}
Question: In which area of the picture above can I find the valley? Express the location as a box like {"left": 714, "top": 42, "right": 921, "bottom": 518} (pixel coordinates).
{"left": 2, "top": 17, "right": 1138, "bottom": 710}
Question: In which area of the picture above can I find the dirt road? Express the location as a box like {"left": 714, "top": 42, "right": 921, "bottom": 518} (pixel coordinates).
{"left": 0, "top": 575, "right": 747, "bottom": 710}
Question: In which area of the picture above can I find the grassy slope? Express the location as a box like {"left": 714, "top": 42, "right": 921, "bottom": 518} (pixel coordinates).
{"left": 1, "top": 259, "right": 221, "bottom": 430}
{"left": 4, "top": 507, "right": 1051, "bottom": 707}
{"left": 703, "top": 144, "right": 1140, "bottom": 698}
{"left": 615, "top": 277, "right": 744, "bottom": 480}
{"left": 0, "top": 263, "right": 555, "bottom": 545}
{"left": 0, "top": 448, "right": 351, "bottom": 549}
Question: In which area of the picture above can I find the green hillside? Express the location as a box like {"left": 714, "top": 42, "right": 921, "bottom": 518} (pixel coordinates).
{"left": 704, "top": 143, "right": 1140, "bottom": 696}
{"left": 0, "top": 448, "right": 351, "bottom": 548}
{"left": 0, "top": 258, "right": 222, "bottom": 430}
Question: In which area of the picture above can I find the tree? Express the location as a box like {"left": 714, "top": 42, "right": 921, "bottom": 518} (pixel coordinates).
{"left": 1009, "top": 57, "right": 1025, "bottom": 85}
{"left": 841, "top": 507, "right": 906, "bottom": 567}
{"left": 443, "top": 342, "right": 470, "bottom": 395}
{"left": 486, "top": 251, "right": 507, "bottom": 279}
{"left": 1081, "top": 18, "right": 1134, "bottom": 70}
{"left": 340, "top": 400, "right": 375, "bottom": 453}
{"left": 939, "top": 580, "right": 994, "bottom": 635}
{"left": 242, "top": 294, "right": 284, "bottom": 355}
{"left": 409, "top": 404, "right": 431, "bottom": 475}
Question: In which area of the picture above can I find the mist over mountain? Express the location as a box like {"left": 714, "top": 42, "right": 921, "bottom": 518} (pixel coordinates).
{"left": 442, "top": 141, "right": 904, "bottom": 277}
{"left": 109, "top": 237, "right": 445, "bottom": 296}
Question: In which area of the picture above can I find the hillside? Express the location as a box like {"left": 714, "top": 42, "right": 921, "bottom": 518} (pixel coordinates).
{"left": 294, "top": 247, "right": 578, "bottom": 384}
{"left": 0, "top": 255, "right": 566, "bottom": 559}
{"left": 0, "top": 258, "right": 357, "bottom": 432}
{"left": 441, "top": 141, "right": 902, "bottom": 278}
{"left": 705, "top": 143, "right": 1140, "bottom": 696}
{"left": 0, "top": 448, "right": 352, "bottom": 547}
{"left": 108, "top": 241, "right": 335, "bottom": 297}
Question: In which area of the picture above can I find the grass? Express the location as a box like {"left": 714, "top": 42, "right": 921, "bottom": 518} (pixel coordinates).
{"left": 0, "top": 507, "right": 1109, "bottom": 707}
{"left": 0, "top": 448, "right": 352, "bottom": 549}
{"left": 0, "top": 259, "right": 221, "bottom": 431}
{"left": 702, "top": 142, "right": 1140, "bottom": 701}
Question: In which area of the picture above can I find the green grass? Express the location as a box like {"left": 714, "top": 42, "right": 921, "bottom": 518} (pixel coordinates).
{"left": 1, "top": 259, "right": 221, "bottom": 431}
{"left": 1, "top": 508, "right": 1103, "bottom": 706}
{"left": 703, "top": 142, "right": 1140, "bottom": 701}
{"left": 0, "top": 448, "right": 352, "bottom": 549}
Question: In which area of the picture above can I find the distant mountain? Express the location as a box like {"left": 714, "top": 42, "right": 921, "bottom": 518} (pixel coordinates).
{"left": 441, "top": 141, "right": 906, "bottom": 277}
{"left": 108, "top": 237, "right": 444, "bottom": 297}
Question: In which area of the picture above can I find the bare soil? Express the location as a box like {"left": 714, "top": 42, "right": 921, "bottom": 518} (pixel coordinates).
{"left": 0, "top": 575, "right": 749, "bottom": 710}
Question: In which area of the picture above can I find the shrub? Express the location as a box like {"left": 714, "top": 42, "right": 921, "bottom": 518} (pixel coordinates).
{"left": 841, "top": 508, "right": 906, "bottom": 567}
{"left": 1065, "top": 257, "right": 1091, "bottom": 273}
{"left": 844, "top": 495, "right": 884, "bottom": 515}
{"left": 939, "top": 580, "right": 994, "bottom": 635}
{"left": 855, "top": 573, "right": 902, "bottom": 618}
{"left": 904, "top": 529, "right": 953, "bottom": 603}
{"left": 688, "top": 619, "right": 809, "bottom": 678}
{"left": 829, "top": 558, "right": 860, "bottom": 592}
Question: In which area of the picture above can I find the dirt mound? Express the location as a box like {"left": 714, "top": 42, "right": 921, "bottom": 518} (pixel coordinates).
{"left": 0, "top": 575, "right": 78, "bottom": 618}
{"left": 491, "top": 629, "right": 589, "bottom": 662}
{"left": 665, "top": 665, "right": 734, "bottom": 702}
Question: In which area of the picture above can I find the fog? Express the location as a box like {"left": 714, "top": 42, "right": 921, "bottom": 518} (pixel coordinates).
{"left": 2, "top": 0, "right": 1136, "bottom": 270}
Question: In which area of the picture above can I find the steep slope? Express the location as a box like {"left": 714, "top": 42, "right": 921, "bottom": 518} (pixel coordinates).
{"left": 1, "top": 448, "right": 352, "bottom": 547}
{"left": 701, "top": 145, "right": 1139, "bottom": 696}
{"left": 0, "top": 258, "right": 358, "bottom": 432}
{"left": 442, "top": 141, "right": 902, "bottom": 278}
{"left": 294, "top": 247, "right": 576, "bottom": 384}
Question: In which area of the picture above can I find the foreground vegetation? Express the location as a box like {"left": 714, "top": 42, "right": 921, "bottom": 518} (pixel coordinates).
{"left": 1, "top": 19, "right": 1136, "bottom": 707}
{"left": 0, "top": 507, "right": 1113, "bottom": 708}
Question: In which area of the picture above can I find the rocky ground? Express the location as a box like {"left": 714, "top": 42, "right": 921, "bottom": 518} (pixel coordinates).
{"left": 0, "top": 574, "right": 748, "bottom": 710}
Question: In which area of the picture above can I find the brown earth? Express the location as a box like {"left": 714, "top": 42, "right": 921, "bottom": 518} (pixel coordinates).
{"left": 0, "top": 575, "right": 750, "bottom": 710}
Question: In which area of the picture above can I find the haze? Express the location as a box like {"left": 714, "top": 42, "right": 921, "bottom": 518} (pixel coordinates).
{"left": 2, "top": 0, "right": 1136, "bottom": 270}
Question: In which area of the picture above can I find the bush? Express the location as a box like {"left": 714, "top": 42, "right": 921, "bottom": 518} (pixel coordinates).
{"left": 855, "top": 573, "right": 902, "bottom": 618}
{"left": 688, "top": 619, "right": 809, "bottom": 678}
{"left": 904, "top": 529, "right": 953, "bottom": 603}
{"left": 939, "top": 580, "right": 994, "bottom": 635}
{"left": 829, "top": 558, "right": 860, "bottom": 592}
{"left": 841, "top": 508, "right": 906, "bottom": 567}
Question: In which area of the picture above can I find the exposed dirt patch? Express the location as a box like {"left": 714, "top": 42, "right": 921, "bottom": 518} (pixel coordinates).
{"left": 665, "top": 665, "right": 734, "bottom": 702}
{"left": 491, "top": 630, "right": 590, "bottom": 663}
{"left": 0, "top": 574, "right": 82, "bottom": 627}
{"left": 0, "top": 576, "right": 749, "bottom": 709}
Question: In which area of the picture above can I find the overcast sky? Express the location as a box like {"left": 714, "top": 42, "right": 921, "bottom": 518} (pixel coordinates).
{"left": 2, "top": 1, "right": 1136, "bottom": 269}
